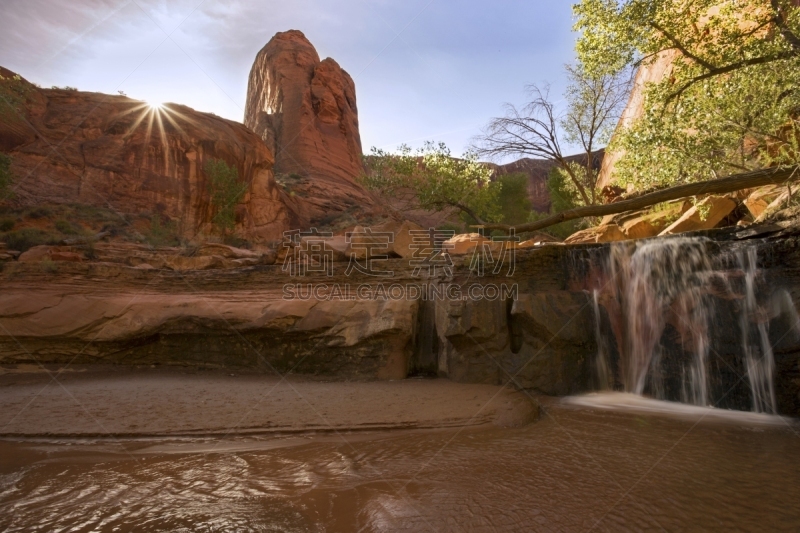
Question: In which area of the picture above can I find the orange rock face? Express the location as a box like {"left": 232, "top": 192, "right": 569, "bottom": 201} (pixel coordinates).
{"left": 0, "top": 67, "right": 291, "bottom": 243}
{"left": 244, "top": 30, "right": 381, "bottom": 227}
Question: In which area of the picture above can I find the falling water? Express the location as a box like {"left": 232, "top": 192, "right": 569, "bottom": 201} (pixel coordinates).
{"left": 592, "top": 236, "right": 799, "bottom": 413}
{"left": 613, "top": 238, "right": 714, "bottom": 405}
{"left": 591, "top": 289, "right": 611, "bottom": 390}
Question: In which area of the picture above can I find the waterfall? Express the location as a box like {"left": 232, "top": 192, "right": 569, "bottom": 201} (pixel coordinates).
{"left": 591, "top": 290, "right": 611, "bottom": 390}
{"left": 591, "top": 236, "right": 798, "bottom": 413}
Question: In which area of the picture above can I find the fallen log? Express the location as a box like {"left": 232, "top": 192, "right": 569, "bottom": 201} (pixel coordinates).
{"left": 482, "top": 166, "right": 799, "bottom": 233}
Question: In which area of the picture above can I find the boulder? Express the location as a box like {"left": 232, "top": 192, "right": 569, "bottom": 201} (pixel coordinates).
{"left": 659, "top": 196, "right": 737, "bottom": 236}
{"left": 50, "top": 251, "right": 83, "bottom": 262}
{"left": 565, "top": 224, "right": 626, "bottom": 244}
{"left": 745, "top": 185, "right": 783, "bottom": 219}
{"left": 445, "top": 233, "right": 488, "bottom": 255}
{"left": 18, "top": 245, "right": 53, "bottom": 262}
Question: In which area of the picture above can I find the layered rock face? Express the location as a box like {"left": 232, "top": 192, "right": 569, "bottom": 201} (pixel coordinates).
{"left": 0, "top": 67, "right": 291, "bottom": 243}
{"left": 2, "top": 227, "right": 800, "bottom": 415}
{"left": 244, "top": 30, "right": 380, "bottom": 227}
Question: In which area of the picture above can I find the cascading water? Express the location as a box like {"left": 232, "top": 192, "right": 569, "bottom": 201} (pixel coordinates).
{"left": 592, "top": 236, "right": 799, "bottom": 413}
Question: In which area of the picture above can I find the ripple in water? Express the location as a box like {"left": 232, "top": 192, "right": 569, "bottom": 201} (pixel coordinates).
{"left": 1, "top": 403, "right": 799, "bottom": 532}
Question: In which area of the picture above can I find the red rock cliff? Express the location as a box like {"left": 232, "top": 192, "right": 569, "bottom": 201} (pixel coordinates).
{"left": 0, "top": 67, "right": 291, "bottom": 243}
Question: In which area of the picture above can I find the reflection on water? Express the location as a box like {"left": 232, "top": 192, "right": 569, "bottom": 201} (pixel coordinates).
{"left": 1, "top": 401, "right": 799, "bottom": 532}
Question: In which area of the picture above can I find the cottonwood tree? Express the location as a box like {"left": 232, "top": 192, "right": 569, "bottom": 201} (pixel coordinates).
{"left": 574, "top": 0, "right": 800, "bottom": 189}
{"left": 474, "top": 64, "right": 633, "bottom": 207}
{"left": 361, "top": 141, "right": 501, "bottom": 225}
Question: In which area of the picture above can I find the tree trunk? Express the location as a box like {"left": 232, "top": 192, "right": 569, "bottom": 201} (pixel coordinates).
{"left": 481, "top": 166, "right": 799, "bottom": 233}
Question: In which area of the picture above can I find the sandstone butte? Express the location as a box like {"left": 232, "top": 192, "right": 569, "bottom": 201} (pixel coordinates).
{"left": 244, "top": 29, "right": 382, "bottom": 228}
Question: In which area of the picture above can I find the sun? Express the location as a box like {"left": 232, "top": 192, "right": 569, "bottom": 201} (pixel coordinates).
{"left": 146, "top": 101, "right": 164, "bottom": 111}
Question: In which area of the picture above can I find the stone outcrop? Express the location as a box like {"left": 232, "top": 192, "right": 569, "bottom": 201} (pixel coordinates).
{"left": 659, "top": 195, "right": 737, "bottom": 236}
{"left": 0, "top": 68, "right": 292, "bottom": 243}
{"left": 244, "top": 30, "right": 381, "bottom": 227}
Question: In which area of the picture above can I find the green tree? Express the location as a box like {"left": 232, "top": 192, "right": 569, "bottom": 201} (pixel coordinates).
{"left": 0, "top": 154, "right": 13, "bottom": 200}
{"left": 204, "top": 159, "right": 248, "bottom": 235}
{"left": 475, "top": 64, "right": 632, "bottom": 206}
{"left": 361, "top": 141, "right": 502, "bottom": 225}
{"left": 527, "top": 167, "right": 587, "bottom": 239}
{"left": 574, "top": 0, "right": 800, "bottom": 189}
{"left": 496, "top": 172, "right": 532, "bottom": 226}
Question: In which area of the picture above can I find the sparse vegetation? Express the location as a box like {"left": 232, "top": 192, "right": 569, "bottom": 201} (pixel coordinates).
{"left": 362, "top": 141, "right": 502, "bottom": 225}
{"left": 54, "top": 219, "right": 78, "bottom": 235}
{"left": 0, "top": 228, "right": 60, "bottom": 252}
{"left": 0, "top": 218, "right": 14, "bottom": 232}
{"left": 0, "top": 74, "right": 32, "bottom": 119}
{"left": 205, "top": 159, "right": 248, "bottom": 235}
{"left": 144, "top": 215, "right": 180, "bottom": 247}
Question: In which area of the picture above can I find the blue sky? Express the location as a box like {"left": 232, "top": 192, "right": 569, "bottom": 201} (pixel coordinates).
{"left": 0, "top": 0, "right": 579, "bottom": 159}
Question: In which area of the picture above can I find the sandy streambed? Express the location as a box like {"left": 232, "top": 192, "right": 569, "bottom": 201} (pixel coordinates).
{"left": 0, "top": 366, "right": 538, "bottom": 438}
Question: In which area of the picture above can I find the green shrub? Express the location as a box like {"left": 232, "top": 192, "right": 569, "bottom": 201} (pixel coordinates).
{"left": 40, "top": 259, "right": 58, "bottom": 274}
{"left": 0, "top": 218, "right": 14, "bottom": 232}
{"left": 0, "top": 228, "right": 59, "bottom": 251}
{"left": 54, "top": 219, "right": 78, "bottom": 235}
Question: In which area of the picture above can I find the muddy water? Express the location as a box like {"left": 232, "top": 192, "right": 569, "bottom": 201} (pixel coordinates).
{"left": 1, "top": 400, "right": 799, "bottom": 532}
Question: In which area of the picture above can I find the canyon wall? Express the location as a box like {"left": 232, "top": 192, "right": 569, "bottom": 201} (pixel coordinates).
{"left": 0, "top": 67, "right": 292, "bottom": 243}
{"left": 596, "top": 51, "right": 678, "bottom": 189}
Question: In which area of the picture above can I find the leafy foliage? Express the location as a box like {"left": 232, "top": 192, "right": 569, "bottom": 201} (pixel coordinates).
{"left": 574, "top": 0, "right": 800, "bottom": 189}
{"left": 204, "top": 159, "right": 248, "bottom": 235}
{"left": 527, "top": 167, "right": 588, "bottom": 239}
{"left": 361, "top": 141, "right": 501, "bottom": 224}
{"left": 496, "top": 172, "right": 532, "bottom": 226}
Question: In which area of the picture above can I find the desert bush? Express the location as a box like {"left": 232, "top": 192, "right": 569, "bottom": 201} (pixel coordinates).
{"left": 1, "top": 228, "right": 59, "bottom": 251}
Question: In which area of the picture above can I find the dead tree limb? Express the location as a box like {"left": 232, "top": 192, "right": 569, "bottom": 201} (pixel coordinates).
{"left": 481, "top": 166, "right": 800, "bottom": 233}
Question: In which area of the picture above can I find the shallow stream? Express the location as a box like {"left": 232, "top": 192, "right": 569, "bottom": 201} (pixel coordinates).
{"left": 1, "top": 395, "right": 798, "bottom": 532}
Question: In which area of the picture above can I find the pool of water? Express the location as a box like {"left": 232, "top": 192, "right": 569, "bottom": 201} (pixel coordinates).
{"left": 1, "top": 397, "right": 799, "bottom": 532}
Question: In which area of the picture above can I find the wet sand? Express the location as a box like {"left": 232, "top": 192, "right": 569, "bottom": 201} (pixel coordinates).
{"left": 0, "top": 365, "right": 538, "bottom": 437}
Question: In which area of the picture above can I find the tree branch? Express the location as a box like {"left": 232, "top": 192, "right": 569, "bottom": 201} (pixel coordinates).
{"left": 650, "top": 21, "right": 717, "bottom": 70}
{"left": 666, "top": 51, "right": 798, "bottom": 104}
{"left": 482, "top": 166, "right": 799, "bottom": 233}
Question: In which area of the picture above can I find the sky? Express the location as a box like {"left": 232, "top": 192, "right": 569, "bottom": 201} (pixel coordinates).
{"left": 0, "top": 0, "right": 579, "bottom": 159}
